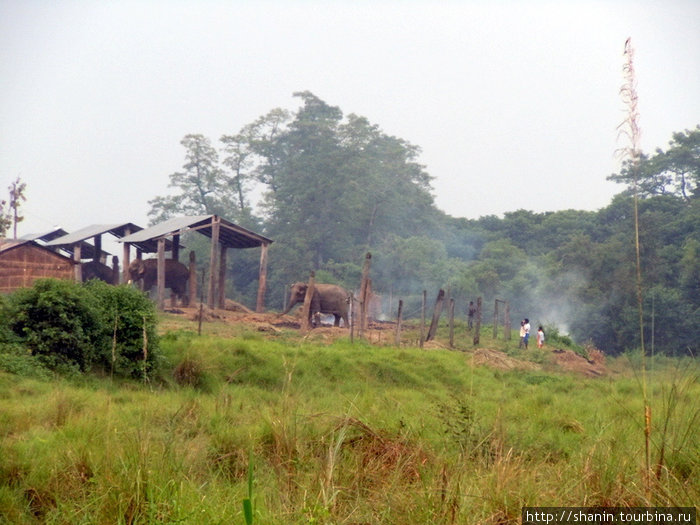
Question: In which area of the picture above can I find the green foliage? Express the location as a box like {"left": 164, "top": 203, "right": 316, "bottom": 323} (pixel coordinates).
{"left": 4, "top": 279, "right": 160, "bottom": 377}
{"left": 146, "top": 100, "right": 698, "bottom": 356}
{"left": 8, "top": 279, "right": 104, "bottom": 371}
{"left": 84, "top": 280, "right": 160, "bottom": 378}
{"left": 608, "top": 125, "right": 700, "bottom": 201}
{"left": 147, "top": 134, "right": 230, "bottom": 224}
{"left": 0, "top": 327, "right": 698, "bottom": 523}
{"left": 0, "top": 343, "right": 51, "bottom": 379}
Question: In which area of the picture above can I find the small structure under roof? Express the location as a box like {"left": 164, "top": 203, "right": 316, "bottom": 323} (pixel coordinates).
{"left": 119, "top": 215, "right": 273, "bottom": 311}
{"left": 46, "top": 223, "right": 144, "bottom": 282}
{"left": 0, "top": 239, "right": 75, "bottom": 293}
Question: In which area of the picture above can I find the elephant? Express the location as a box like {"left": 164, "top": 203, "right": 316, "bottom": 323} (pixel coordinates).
{"left": 81, "top": 260, "right": 116, "bottom": 284}
{"left": 128, "top": 258, "right": 189, "bottom": 304}
{"left": 280, "top": 282, "right": 350, "bottom": 327}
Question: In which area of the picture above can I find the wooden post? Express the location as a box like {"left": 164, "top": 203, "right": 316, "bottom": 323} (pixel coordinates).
{"left": 256, "top": 243, "right": 269, "bottom": 313}
{"left": 207, "top": 216, "right": 220, "bottom": 309}
{"left": 171, "top": 235, "right": 180, "bottom": 310}
{"left": 172, "top": 234, "right": 180, "bottom": 261}
{"left": 449, "top": 297, "right": 455, "bottom": 348}
{"left": 300, "top": 271, "right": 315, "bottom": 333}
{"left": 156, "top": 238, "right": 166, "bottom": 311}
{"left": 420, "top": 290, "right": 426, "bottom": 348}
{"left": 121, "top": 226, "right": 132, "bottom": 284}
{"left": 426, "top": 289, "right": 445, "bottom": 341}
{"left": 73, "top": 244, "right": 82, "bottom": 282}
{"left": 218, "top": 246, "right": 227, "bottom": 309}
{"left": 493, "top": 299, "right": 499, "bottom": 339}
{"left": 188, "top": 251, "right": 196, "bottom": 308}
{"left": 363, "top": 278, "right": 372, "bottom": 331}
{"left": 505, "top": 301, "right": 511, "bottom": 340}
{"left": 395, "top": 299, "right": 403, "bottom": 346}
{"left": 111, "top": 256, "right": 119, "bottom": 285}
{"left": 473, "top": 296, "right": 482, "bottom": 345}
{"left": 93, "top": 235, "right": 102, "bottom": 263}
{"left": 349, "top": 292, "right": 355, "bottom": 343}
{"left": 359, "top": 252, "right": 372, "bottom": 333}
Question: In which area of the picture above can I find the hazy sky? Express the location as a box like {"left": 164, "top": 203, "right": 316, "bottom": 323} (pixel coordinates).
{"left": 1, "top": 0, "right": 699, "bottom": 239}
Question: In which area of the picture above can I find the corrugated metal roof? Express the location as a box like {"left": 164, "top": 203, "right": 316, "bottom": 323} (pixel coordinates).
{"left": 20, "top": 228, "right": 69, "bottom": 243}
{"left": 0, "top": 239, "right": 75, "bottom": 263}
{"left": 46, "top": 223, "right": 143, "bottom": 246}
{"left": 119, "top": 215, "right": 272, "bottom": 252}
{"left": 0, "top": 238, "right": 30, "bottom": 253}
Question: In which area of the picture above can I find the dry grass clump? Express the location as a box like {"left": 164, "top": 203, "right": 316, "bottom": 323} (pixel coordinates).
{"left": 172, "top": 357, "right": 206, "bottom": 387}
{"left": 339, "top": 417, "right": 430, "bottom": 486}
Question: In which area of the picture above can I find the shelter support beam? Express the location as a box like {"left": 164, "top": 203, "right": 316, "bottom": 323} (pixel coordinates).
{"left": 207, "top": 216, "right": 220, "bottom": 309}
{"left": 256, "top": 243, "right": 269, "bottom": 312}
{"left": 157, "top": 238, "right": 166, "bottom": 310}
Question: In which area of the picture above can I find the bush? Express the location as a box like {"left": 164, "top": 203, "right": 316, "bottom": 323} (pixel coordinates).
{"left": 85, "top": 280, "right": 160, "bottom": 378}
{"left": 6, "top": 279, "right": 160, "bottom": 378}
{"left": 0, "top": 294, "right": 14, "bottom": 343}
{"left": 8, "top": 279, "right": 104, "bottom": 371}
{"left": 0, "top": 343, "right": 51, "bottom": 379}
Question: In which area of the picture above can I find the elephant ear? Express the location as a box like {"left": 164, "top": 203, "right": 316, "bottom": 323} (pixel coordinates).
{"left": 131, "top": 260, "right": 145, "bottom": 277}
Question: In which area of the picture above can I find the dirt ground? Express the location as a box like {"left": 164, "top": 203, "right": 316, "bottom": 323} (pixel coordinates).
{"left": 162, "top": 302, "right": 608, "bottom": 377}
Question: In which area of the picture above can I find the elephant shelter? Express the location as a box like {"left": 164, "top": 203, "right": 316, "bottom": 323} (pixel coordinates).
{"left": 45, "top": 223, "right": 145, "bottom": 283}
{"left": 118, "top": 215, "right": 272, "bottom": 312}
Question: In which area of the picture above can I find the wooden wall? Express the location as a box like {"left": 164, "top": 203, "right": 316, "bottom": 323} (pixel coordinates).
{"left": 0, "top": 242, "right": 74, "bottom": 294}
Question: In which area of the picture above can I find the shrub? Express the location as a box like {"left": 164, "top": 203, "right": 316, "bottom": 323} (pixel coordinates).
{"left": 0, "top": 294, "right": 14, "bottom": 343}
{"left": 5, "top": 279, "right": 160, "bottom": 378}
{"left": 0, "top": 343, "right": 51, "bottom": 379}
{"left": 8, "top": 279, "right": 104, "bottom": 371}
{"left": 84, "top": 280, "right": 160, "bottom": 378}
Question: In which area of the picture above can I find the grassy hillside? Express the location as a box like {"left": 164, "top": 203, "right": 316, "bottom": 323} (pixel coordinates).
{"left": 1, "top": 313, "right": 698, "bottom": 524}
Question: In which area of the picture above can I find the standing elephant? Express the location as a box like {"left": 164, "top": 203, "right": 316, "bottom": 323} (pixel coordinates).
{"left": 81, "top": 260, "right": 116, "bottom": 284}
{"left": 128, "top": 258, "right": 189, "bottom": 304}
{"left": 280, "top": 282, "right": 350, "bottom": 327}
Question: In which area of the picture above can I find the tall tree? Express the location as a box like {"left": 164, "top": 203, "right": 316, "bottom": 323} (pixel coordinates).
{"left": 608, "top": 125, "right": 700, "bottom": 201}
{"left": 0, "top": 199, "right": 11, "bottom": 237}
{"left": 0, "top": 177, "right": 26, "bottom": 238}
{"left": 220, "top": 111, "right": 290, "bottom": 224}
{"left": 148, "top": 134, "right": 228, "bottom": 223}
{"left": 260, "top": 92, "right": 347, "bottom": 270}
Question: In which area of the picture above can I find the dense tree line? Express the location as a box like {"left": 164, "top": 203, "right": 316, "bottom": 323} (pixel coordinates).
{"left": 148, "top": 93, "right": 699, "bottom": 356}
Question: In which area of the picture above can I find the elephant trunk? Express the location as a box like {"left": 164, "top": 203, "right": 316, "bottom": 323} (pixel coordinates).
{"left": 279, "top": 298, "right": 296, "bottom": 316}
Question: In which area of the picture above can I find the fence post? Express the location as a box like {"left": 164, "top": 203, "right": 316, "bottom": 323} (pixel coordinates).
{"left": 426, "top": 289, "right": 445, "bottom": 341}
{"left": 493, "top": 299, "right": 499, "bottom": 339}
{"left": 300, "top": 271, "right": 315, "bottom": 333}
{"left": 449, "top": 297, "right": 455, "bottom": 348}
{"left": 505, "top": 301, "right": 511, "bottom": 340}
{"left": 359, "top": 252, "right": 372, "bottom": 333}
{"left": 473, "top": 296, "right": 482, "bottom": 345}
{"left": 395, "top": 299, "right": 403, "bottom": 346}
{"left": 420, "top": 290, "right": 426, "bottom": 348}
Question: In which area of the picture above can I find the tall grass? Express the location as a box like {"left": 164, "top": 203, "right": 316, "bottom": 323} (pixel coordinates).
{"left": 1, "top": 320, "right": 698, "bottom": 524}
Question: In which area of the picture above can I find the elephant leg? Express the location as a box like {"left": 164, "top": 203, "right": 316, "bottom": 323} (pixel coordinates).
{"left": 333, "top": 314, "right": 341, "bottom": 327}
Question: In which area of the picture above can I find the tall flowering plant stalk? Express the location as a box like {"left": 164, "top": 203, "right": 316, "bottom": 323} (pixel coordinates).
{"left": 618, "top": 37, "right": 651, "bottom": 501}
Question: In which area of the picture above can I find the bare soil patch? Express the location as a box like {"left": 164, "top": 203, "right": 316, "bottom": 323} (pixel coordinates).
{"left": 550, "top": 347, "right": 607, "bottom": 377}
{"left": 472, "top": 349, "right": 541, "bottom": 371}
{"left": 160, "top": 306, "right": 608, "bottom": 376}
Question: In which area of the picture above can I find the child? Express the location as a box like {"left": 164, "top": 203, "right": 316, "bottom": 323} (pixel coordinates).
{"left": 537, "top": 326, "right": 545, "bottom": 348}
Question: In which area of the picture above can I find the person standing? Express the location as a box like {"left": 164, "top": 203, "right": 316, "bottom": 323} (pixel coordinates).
{"left": 518, "top": 320, "right": 526, "bottom": 348}
{"left": 467, "top": 301, "right": 477, "bottom": 330}
{"left": 523, "top": 318, "right": 531, "bottom": 349}
{"left": 537, "top": 326, "right": 545, "bottom": 348}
